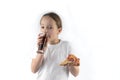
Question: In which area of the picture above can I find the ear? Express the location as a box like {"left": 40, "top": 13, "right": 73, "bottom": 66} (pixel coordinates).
{"left": 58, "top": 28, "right": 62, "bottom": 33}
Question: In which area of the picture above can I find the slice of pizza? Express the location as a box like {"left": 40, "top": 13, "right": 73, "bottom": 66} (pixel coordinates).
{"left": 60, "top": 54, "right": 80, "bottom": 66}
{"left": 60, "top": 59, "right": 72, "bottom": 66}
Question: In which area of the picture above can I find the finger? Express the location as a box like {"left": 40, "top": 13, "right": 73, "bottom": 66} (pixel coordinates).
{"left": 68, "top": 63, "right": 75, "bottom": 66}
{"left": 37, "top": 39, "right": 43, "bottom": 45}
{"left": 37, "top": 41, "right": 44, "bottom": 46}
{"left": 38, "top": 36, "right": 44, "bottom": 39}
{"left": 37, "top": 39, "right": 43, "bottom": 43}
{"left": 38, "top": 33, "right": 45, "bottom": 37}
{"left": 37, "top": 38, "right": 43, "bottom": 42}
{"left": 64, "top": 64, "right": 68, "bottom": 66}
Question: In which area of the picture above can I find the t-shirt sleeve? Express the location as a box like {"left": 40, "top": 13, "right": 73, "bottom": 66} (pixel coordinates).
{"left": 67, "top": 42, "right": 74, "bottom": 55}
{"left": 67, "top": 42, "right": 80, "bottom": 59}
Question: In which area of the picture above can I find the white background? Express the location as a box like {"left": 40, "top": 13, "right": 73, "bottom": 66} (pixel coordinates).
{"left": 0, "top": 0, "right": 120, "bottom": 80}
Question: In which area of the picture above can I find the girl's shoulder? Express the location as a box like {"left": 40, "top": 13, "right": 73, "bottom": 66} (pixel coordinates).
{"left": 60, "top": 40, "right": 71, "bottom": 46}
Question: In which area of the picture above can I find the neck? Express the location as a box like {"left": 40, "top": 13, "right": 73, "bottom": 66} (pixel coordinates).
{"left": 48, "top": 39, "right": 60, "bottom": 45}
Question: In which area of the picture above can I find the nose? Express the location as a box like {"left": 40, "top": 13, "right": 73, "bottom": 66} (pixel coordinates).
{"left": 43, "top": 28, "right": 48, "bottom": 34}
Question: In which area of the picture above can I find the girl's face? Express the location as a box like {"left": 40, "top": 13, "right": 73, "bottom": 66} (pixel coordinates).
{"left": 40, "top": 16, "right": 62, "bottom": 43}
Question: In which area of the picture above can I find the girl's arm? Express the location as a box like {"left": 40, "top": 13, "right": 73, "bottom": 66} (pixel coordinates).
{"left": 68, "top": 66, "right": 80, "bottom": 77}
{"left": 31, "top": 33, "right": 46, "bottom": 73}
{"left": 31, "top": 54, "right": 44, "bottom": 73}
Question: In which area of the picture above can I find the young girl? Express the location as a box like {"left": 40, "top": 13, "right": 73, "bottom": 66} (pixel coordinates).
{"left": 31, "top": 12, "right": 80, "bottom": 80}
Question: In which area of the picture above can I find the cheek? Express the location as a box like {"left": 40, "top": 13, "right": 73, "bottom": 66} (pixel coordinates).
{"left": 47, "top": 31, "right": 53, "bottom": 38}
{"left": 47, "top": 30, "right": 58, "bottom": 37}
{"left": 47, "top": 31, "right": 52, "bottom": 35}
{"left": 48, "top": 32, "right": 57, "bottom": 39}
{"left": 47, "top": 30, "right": 54, "bottom": 35}
{"left": 40, "top": 29, "right": 44, "bottom": 33}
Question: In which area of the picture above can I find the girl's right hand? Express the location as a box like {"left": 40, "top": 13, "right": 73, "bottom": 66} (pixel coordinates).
{"left": 37, "top": 33, "right": 45, "bottom": 46}
{"left": 37, "top": 33, "right": 47, "bottom": 51}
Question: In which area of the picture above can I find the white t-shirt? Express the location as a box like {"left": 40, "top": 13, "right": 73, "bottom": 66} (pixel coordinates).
{"left": 36, "top": 40, "right": 73, "bottom": 80}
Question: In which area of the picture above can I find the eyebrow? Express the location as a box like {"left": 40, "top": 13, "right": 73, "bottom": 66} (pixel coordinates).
{"left": 40, "top": 23, "right": 44, "bottom": 25}
{"left": 40, "top": 23, "right": 52, "bottom": 26}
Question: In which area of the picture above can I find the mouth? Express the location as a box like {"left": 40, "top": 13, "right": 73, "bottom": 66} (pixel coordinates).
{"left": 46, "top": 35, "right": 50, "bottom": 40}
{"left": 46, "top": 33, "right": 50, "bottom": 38}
